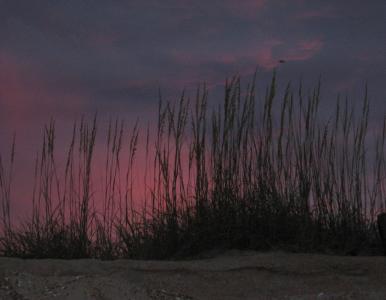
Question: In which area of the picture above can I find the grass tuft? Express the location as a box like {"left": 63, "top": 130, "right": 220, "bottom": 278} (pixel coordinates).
{"left": 1, "top": 71, "right": 385, "bottom": 259}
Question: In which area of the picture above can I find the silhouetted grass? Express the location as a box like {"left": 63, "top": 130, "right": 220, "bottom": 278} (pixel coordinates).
{"left": 1, "top": 71, "right": 385, "bottom": 259}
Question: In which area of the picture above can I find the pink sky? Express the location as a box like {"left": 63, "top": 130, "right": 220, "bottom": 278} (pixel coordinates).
{"left": 0, "top": 0, "right": 385, "bottom": 219}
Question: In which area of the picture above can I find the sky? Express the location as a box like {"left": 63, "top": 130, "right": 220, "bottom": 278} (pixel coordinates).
{"left": 0, "top": 0, "right": 385, "bottom": 216}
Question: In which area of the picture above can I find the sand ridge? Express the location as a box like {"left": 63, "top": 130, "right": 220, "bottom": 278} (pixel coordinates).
{"left": 0, "top": 251, "right": 386, "bottom": 299}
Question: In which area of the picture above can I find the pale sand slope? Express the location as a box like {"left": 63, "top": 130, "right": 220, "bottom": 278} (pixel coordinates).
{"left": 0, "top": 251, "right": 386, "bottom": 300}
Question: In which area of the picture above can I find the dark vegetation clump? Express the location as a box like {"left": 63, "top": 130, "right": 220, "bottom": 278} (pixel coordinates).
{"left": 1, "top": 71, "right": 385, "bottom": 259}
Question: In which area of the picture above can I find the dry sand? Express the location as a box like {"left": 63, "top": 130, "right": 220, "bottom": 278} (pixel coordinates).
{"left": 0, "top": 250, "right": 386, "bottom": 299}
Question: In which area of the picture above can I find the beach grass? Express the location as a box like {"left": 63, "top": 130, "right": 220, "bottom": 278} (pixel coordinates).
{"left": 1, "top": 71, "right": 385, "bottom": 259}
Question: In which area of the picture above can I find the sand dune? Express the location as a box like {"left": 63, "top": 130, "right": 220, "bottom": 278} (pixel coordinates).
{"left": 1, "top": 251, "right": 386, "bottom": 299}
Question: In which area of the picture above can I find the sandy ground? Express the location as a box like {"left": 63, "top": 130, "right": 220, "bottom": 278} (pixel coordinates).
{"left": 0, "top": 251, "right": 386, "bottom": 300}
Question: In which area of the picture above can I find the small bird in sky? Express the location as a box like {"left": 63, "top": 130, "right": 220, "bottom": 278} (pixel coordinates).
{"left": 278, "top": 59, "right": 286, "bottom": 64}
